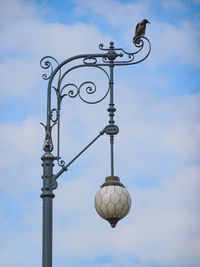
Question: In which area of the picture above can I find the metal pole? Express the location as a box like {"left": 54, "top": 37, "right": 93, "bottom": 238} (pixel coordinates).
{"left": 41, "top": 152, "right": 55, "bottom": 267}
{"left": 109, "top": 63, "right": 115, "bottom": 176}
{"left": 108, "top": 43, "right": 115, "bottom": 176}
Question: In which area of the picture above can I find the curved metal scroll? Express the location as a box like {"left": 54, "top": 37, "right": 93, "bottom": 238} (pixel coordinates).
{"left": 59, "top": 65, "right": 110, "bottom": 105}
{"left": 40, "top": 57, "right": 110, "bottom": 167}
{"left": 99, "top": 37, "right": 151, "bottom": 65}
{"left": 40, "top": 56, "right": 61, "bottom": 81}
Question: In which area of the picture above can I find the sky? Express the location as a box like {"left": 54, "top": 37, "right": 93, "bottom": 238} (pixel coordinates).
{"left": 0, "top": 0, "right": 200, "bottom": 266}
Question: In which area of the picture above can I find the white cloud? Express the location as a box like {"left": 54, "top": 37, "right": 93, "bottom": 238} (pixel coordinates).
{"left": 129, "top": 166, "right": 200, "bottom": 266}
{"left": 0, "top": 58, "right": 40, "bottom": 100}
{"left": 0, "top": 1, "right": 200, "bottom": 266}
{"left": 0, "top": 0, "right": 111, "bottom": 101}
{"left": 0, "top": 103, "right": 199, "bottom": 265}
{"left": 73, "top": 0, "right": 149, "bottom": 26}
{"left": 51, "top": 166, "right": 200, "bottom": 266}
{"left": 160, "top": 0, "right": 186, "bottom": 9}
{"left": 1, "top": 0, "right": 200, "bottom": 103}
{"left": 0, "top": 118, "right": 42, "bottom": 193}
{"left": 1, "top": 75, "right": 199, "bottom": 265}
{"left": 44, "top": 86, "right": 200, "bottom": 266}
{"left": 150, "top": 20, "right": 200, "bottom": 67}
{"left": 73, "top": 0, "right": 200, "bottom": 67}
{"left": 0, "top": 0, "right": 111, "bottom": 58}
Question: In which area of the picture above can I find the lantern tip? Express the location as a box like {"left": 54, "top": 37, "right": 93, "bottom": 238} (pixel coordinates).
{"left": 107, "top": 217, "right": 120, "bottom": 228}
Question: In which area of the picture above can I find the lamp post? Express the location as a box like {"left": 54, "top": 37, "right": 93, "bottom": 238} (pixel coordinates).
{"left": 40, "top": 37, "right": 151, "bottom": 267}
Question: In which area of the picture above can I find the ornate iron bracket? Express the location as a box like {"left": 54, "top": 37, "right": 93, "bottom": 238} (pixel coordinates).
{"left": 40, "top": 37, "right": 151, "bottom": 187}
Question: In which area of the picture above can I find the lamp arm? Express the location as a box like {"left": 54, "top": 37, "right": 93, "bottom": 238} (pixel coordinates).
{"left": 53, "top": 127, "right": 106, "bottom": 180}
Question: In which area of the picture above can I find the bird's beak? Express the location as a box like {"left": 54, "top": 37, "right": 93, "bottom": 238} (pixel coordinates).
{"left": 148, "top": 21, "right": 150, "bottom": 24}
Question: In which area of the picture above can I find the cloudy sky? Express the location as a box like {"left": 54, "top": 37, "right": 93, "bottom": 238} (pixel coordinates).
{"left": 0, "top": 0, "right": 200, "bottom": 266}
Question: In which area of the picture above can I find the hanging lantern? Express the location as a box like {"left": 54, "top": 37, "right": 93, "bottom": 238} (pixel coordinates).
{"left": 95, "top": 176, "right": 132, "bottom": 228}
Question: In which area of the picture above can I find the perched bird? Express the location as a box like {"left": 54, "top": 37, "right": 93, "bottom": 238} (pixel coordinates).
{"left": 133, "top": 19, "right": 150, "bottom": 44}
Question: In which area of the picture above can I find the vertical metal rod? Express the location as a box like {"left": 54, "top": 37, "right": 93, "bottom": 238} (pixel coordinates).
{"left": 41, "top": 152, "right": 55, "bottom": 267}
{"left": 57, "top": 107, "right": 61, "bottom": 161}
{"left": 47, "top": 84, "right": 51, "bottom": 131}
{"left": 110, "top": 136, "right": 114, "bottom": 176}
{"left": 109, "top": 61, "right": 115, "bottom": 176}
{"left": 42, "top": 197, "right": 53, "bottom": 267}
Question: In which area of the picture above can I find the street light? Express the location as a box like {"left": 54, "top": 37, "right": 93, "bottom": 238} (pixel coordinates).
{"left": 95, "top": 176, "right": 132, "bottom": 228}
{"left": 40, "top": 37, "right": 151, "bottom": 267}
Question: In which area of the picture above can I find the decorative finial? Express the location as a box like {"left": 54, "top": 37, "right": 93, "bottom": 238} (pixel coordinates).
{"left": 109, "top": 41, "right": 114, "bottom": 49}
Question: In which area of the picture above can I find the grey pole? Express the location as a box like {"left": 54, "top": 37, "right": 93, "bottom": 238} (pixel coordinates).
{"left": 41, "top": 152, "right": 55, "bottom": 267}
{"left": 108, "top": 42, "right": 115, "bottom": 176}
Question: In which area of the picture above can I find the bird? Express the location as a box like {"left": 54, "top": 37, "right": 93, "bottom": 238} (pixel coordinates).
{"left": 133, "top": 19, "right": 150, "bottom": 44}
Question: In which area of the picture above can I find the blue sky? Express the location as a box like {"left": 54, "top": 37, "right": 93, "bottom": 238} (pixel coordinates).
{"left": 0, "top": 0, "right": 200, "bottom": 266}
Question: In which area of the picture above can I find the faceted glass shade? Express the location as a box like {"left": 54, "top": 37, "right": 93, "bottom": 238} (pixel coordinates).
{"left": 95, "top": 183, "right": 131, "bottom": 228}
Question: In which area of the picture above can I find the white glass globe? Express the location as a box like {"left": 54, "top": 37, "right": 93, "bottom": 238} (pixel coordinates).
{"left": 95, "top": 176, "right": 131, "bottom": 227}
